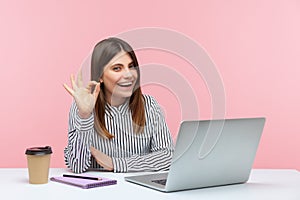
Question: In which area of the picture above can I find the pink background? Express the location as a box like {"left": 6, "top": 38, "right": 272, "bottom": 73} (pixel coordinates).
{"left": 0, "top": 0, "right": 299, "bottom": 170}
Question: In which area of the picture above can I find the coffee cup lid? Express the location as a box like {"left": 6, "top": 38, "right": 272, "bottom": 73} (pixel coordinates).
{"left": 25, "top": 146, "right": 52, "bottom": 155}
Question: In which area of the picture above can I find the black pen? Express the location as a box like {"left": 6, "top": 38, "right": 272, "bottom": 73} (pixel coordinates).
{"left": 63, "top": 174, "right": 102, "bottom": 180}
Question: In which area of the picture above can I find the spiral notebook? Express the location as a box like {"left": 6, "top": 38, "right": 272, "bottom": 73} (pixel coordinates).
{"left": 50, "top": 175, "right": 117, "bottom": 189}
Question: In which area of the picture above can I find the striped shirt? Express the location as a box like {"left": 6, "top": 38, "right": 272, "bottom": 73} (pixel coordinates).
{"left": 64, "top": 95, "right": 174, "bottom": 173}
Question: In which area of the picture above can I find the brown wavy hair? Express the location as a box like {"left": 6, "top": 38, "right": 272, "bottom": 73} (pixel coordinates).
{"left": 91, "top": 37, "right": 145, "bottom": 139}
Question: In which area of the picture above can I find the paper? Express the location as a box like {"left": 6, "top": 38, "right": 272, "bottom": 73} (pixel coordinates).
{"left": 50, "top": 175, "right": 117, "bottom": 189}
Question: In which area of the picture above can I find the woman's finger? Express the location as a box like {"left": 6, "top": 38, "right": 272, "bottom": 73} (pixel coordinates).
{"left": 70, "top": 74, "right": 77, "bottom": 90}
{"left": 77, "top": 68, "right": 83, "bottom": 87}
{"left": 63, "top": 83, "right": 74, "bottom": 96}
{"left": 90, "top": 147, "right": 100, "bottom": 161}
{"left": 93, "top": 82, "right": 101, "bottom": 99}
{"left": 86, "top": 81, "right": 98, "bottom": 91}
{"left": 90, "top": 146, "right": 97, "bottom": 153}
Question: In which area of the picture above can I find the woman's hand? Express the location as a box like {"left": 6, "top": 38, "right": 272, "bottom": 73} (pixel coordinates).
{"left": 63, "top": 70, "right": 101, "bottom": 119}
{"left": 90, "top": 146, "right": 114, "bottom": 171}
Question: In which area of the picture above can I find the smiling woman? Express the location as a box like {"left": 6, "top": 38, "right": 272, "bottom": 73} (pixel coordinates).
{"left": 101, "top": 51, "right": 138, "bottom": 107}
{"left": 63, "top": 38, "right": 174, "bottom": 173}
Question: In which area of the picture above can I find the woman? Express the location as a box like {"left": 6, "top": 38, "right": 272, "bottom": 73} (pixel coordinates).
{"left": 63, "top": 37, "right": 174, "bottom": 173}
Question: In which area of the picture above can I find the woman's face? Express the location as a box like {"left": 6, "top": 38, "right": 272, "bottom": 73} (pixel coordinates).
{"left": 101, "top": 51, "right": 138, "bottom": 106}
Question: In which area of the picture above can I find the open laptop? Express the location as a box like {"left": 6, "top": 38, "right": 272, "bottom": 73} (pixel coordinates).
{"left": 125, "top": 117, "right": 266, "bottom": 192}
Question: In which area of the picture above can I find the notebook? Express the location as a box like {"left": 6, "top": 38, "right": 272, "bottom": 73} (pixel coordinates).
{"left": 125, "top": 118, "right": 266, "bottom": 192}
{"left": 50, "top": 175, "right": 117, "bottom": 189}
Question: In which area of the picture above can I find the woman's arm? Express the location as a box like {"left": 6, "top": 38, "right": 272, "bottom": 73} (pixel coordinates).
{"left": 64, "top": 102, "right": 94, "bottom": 173}
{"left": 63, "top": 71, "right": 101, "bottom": 173}
{"left": 112, "top": 149, "right": 173, "bottom": 173}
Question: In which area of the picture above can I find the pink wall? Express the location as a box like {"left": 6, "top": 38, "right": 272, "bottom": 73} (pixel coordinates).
{"left": 0, "top": 0, "right": 299, "bottom": 170}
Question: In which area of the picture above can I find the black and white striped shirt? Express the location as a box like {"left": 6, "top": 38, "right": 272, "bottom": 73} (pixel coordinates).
{"left": 64, "top": 95, "right": 174, "bottom": 173}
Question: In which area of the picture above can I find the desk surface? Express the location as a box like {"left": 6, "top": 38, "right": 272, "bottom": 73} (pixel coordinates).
{"left": 1, "top": 168, "right": 300, "bottom": 200}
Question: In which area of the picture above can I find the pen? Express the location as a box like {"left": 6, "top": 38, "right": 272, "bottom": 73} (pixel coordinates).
{"left": 63, "top": 174, "right": 102, "bottom": 180}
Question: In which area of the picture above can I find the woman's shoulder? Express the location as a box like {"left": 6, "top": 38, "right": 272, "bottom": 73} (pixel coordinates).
{"left": 142, "top": 94, "right": 160, "bottom": 110}
{"left": 143, "top": 94, "right": 157, "bottom": 103}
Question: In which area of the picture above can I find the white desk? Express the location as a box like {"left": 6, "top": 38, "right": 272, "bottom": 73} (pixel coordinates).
{"left": 1, "top": 168, "right": 300, "bottom": 200}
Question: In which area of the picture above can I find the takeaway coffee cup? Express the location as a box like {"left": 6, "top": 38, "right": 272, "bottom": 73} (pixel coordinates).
{"left": 25, "top": 146, "right": 52, "bottom": 184}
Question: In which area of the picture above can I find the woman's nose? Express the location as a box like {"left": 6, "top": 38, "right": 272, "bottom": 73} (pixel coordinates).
{"left": 123, "top": 67, "right": 133, "bottom": 78}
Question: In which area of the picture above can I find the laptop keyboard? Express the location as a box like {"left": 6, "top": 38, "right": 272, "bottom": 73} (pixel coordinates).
{"left": 152, "top": 179, "right": 167, "bottom": 186}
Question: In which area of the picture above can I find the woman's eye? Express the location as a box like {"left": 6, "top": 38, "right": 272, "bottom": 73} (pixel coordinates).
{"left": 112, "top": 66, "right": 121, "bottom": 71}
{"left": 129, "top": 64, "right": 137, "bottom": 69}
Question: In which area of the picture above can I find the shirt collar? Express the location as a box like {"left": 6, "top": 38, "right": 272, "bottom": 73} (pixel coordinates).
{"left": 105, "top": 99, "right": 130, "bottom": 117}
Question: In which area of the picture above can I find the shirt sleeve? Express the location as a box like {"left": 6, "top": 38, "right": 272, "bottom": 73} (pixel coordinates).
{"left": 112, "top": 96, "right": 175, "bottom": 173}
{"left": 64, "top": 102, "right": 94, "bottom": 173}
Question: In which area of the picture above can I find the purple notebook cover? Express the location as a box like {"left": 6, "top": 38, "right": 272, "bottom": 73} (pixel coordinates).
{"left": 50, "top": 176, "right": 117, "bottom": 189}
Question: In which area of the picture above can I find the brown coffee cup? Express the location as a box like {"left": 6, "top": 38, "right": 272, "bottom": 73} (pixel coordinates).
{"left": 25, "top": 146, "right": 52, "bottom": 184}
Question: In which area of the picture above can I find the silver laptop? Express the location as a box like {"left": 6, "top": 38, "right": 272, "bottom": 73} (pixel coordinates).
{"left": 125, "top": 117, "right": 266, "bottom": 192}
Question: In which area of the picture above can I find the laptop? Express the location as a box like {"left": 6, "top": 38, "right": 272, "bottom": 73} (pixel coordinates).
{"left": 124, "top": 117, "right": 266, "bottom": 192}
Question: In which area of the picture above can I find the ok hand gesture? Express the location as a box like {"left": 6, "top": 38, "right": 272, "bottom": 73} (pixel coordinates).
{"left": 63, "top": 70, "right": 101, "bottom": 119}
